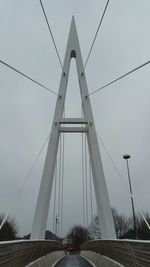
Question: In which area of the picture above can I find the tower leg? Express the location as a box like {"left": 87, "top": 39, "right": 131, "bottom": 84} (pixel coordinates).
{"left": 87, "top": 125, "right": 116, "bottom": 239}
{"left": 31, "top": 126, "right": 59, "bottom": 239}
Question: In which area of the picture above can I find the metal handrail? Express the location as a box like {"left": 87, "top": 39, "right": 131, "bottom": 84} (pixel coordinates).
{"left": 0, "top": 240, "right": 59, "bottom": 267}
{"left": 81, "top": 239, "right": 150, "bottom": 267}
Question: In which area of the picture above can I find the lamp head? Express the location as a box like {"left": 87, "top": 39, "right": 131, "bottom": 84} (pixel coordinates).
{"left": 123, "top": 154, "right": 131, "bottom": 159}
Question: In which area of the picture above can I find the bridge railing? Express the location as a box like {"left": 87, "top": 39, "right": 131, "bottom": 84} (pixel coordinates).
{"left": 81, "top": 239, "right": 150, "bottom": 267}
{"left": 0, "top": 239, "right": 60, "bottom": 267}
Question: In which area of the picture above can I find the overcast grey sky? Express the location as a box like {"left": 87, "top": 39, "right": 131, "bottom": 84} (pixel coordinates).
{"left": 0, "top": 0, "right": 150, "bottom": 237}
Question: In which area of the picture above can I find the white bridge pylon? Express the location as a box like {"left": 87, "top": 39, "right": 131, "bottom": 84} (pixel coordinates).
{"left": 31, "top": 17, "right": 116, "bottom": 240}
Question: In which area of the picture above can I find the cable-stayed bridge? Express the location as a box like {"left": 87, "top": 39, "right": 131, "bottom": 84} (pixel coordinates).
{"left": 0, "top": 1, "right": 150, "bottom": 266}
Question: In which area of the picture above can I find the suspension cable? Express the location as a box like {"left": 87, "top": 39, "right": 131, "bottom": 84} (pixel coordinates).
{"left": 92, "top": 124, "right": 150, "bottom": 232}
{"left": 60, "top": 109, "right": 65, "bottom": 237}
{"left": 0, "top": 127, "right": 53, "bottom": 231}
{"left": 88, "top": 60, "right": 150, "bottom": 96}
{"left": 89, "top": 159, "right": 93, "bottom": 221}
{"left": 82, "top": 131, "right": 86, "bottom": 227}
{"left": 57, "top": 134, "right": 62, "bottom": 236}
{"left": 81, "top": 108, "right": 86, "bottom": 227}
{"left": 39, "top": 0, "right": 63, "bottom": 72}
{"left": 0, "top": 59, "right": 57, "bottom": 96}
{"left": 60, "top": 132, "right": 64, "bottom": 237}
{"left": 84, "top": 134, "right": 88, "bottom": 227}
{"left": 53, "top": 159, "right": 57, "bottom": 237}
{"left": 83, "top": 0, "right": 110, "bottom": 73}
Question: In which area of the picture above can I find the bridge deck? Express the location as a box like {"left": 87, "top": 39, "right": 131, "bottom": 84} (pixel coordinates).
{"left": 55, "top": 255, "right": 92, "bottom": 267}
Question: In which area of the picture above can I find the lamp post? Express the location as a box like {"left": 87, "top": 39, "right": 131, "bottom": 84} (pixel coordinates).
{"left": 123, "top": 154, "right": 137, "bottom": 239}
{"left": 55, "top": 215, "right": 59, "bottom": 237}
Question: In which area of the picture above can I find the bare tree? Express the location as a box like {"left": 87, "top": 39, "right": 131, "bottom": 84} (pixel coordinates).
{"left": 88, "top": 209, "right": 150, "bottom": 240}
{"left": 68, "top": 225, "right": 90, "bottom": 250}
{"left": 129, "top": 212, "right": 150, "bottom": 240}
{"left": 0, "top": 214, "right": 18, "bottom": 241}
{"left": 112, "top": 208, "right": 131, "bottom": 238}
{"left": 88, "top": 215, "right": 101, "bottom": 239}
{"left": 88, "top": 208, "right": 131, "bottom": 239}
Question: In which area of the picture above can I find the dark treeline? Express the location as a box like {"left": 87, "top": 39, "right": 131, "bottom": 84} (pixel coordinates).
{"left": 0, "top": 214, "right": 18, "bottom": 241}
{"left": 0, "top": 208, "right": 150, "bottom": 242}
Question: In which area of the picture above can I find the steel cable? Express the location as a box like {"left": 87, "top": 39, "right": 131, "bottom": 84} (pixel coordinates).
{"left": 88, "top": 60, "right": 150, "bottom": 96}
{"left": 84, "top": 134, "right": 88, "bottom": 227}
{"left": 83, "top": 0, "right": 110, "bottom": 73}
{"left": 92, "top": 124, "right": 150, "bottom": 232}
{"left": 81, "top": 107, "right": 86, "bottom": 227}
{"left": 39, "top": 0, "right": 63, "bottom": 72}
{"left": 60, "top": 131, "right": 65, "bottom": 237}
{"left": 60, "top": 108, "right": 65, "bottom": 237}
{"left": 0, "top": 127, "right": 53, "bottom": 231}
{"left": 58, "top": 135, "right": 62, "bottom": 236}
{"left": 0, "top": 59, "right": 57, "bottom": 95}
{"left": 53, "top": 159, "right": 57, "bottom": 237}
{"left": 89, "top": 159, "right": 93, "bottom": 221}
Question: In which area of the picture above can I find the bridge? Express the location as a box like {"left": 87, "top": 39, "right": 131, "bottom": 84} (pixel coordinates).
{"left": 0, "top": 1, "right": 150, "bottom": 266}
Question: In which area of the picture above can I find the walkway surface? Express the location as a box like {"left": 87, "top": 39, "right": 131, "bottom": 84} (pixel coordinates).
{"left": 55, "top": 255, "right": 93, "bottom": 267}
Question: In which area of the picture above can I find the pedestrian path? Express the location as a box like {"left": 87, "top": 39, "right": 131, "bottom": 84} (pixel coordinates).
{"left": 55, "top": 255, "right": 93, "bottom": 267}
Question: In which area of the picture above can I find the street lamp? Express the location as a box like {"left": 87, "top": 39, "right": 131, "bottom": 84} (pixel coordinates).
{"left": 55, "top": 215, "right": 59, "bottom": 237}
{"left": 123, "top": 154, "right": 137, "bottom": 239}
